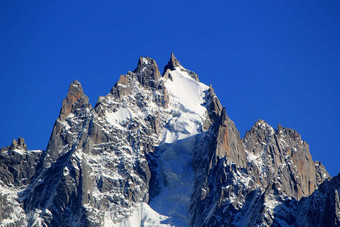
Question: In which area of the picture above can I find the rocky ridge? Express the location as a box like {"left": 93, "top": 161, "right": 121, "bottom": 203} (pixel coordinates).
{"left": 0, "top": 54, "right": 338, "bottom": 226}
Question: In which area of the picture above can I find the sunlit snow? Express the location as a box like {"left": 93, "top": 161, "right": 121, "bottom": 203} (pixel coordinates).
{"left": 160, "top": 68, "right": 209, "bottom": 143}
{"left": 110, "top": 203, "right": 171, "bottom": 227}
{"left": 105, "top": 107, "right": 134, "bottom": 125}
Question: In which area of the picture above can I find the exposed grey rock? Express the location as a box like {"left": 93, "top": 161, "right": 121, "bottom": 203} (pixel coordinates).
{"left": 0, "top": 138, "right": 41, "bottom": 187}
{"left": 0, "top": 138, "right": 42, "bottom": 226}
{"left": 134, "top": 56, "right": 161, "bottom": 88}
{"left": 18, "top": 80, "right": 94, "bottom": 226}
{"left": 273, "top": 173, "right": 340, "bottom": 226}
{"left": 163, "top": 52, "right": 181, "bottom": 73}
{"left": 315, "top": 160, "right": 330, "bottom": 185}
{"left": 202, "top": 85, "right": 223, "bottom": 131}
{"left": 190, "top": 105, "right": 250, "bottom": 226}
{"left": 44, "top": 80, "right": 92, "bottom": 166}
{"left": 20, "top": 56, "right": 172, "bottom": 226}
{"left": 1, "top": 137, "right": 28, "bottom": 152}
{"left": 243, "top": 120, "right": 330, "bottom": 199}
{"left": 59, "top": 80, "right": 90, "bottom": 121}
{"left": 191, "top": 115, "right": 332, "bottom": 226}
{"left": 163, "top": 53, "right": 200, "bottom": 81}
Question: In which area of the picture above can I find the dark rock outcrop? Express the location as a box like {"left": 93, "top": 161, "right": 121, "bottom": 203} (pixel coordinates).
{"left": 163, "top": 53, "right": 199, "bottom": 81}
{"left": 163, "top": 52, "right": 181, "bottom": 73}
{"left": 243, "top": 120, "right": 330, "bottom": 199}
{"left": 0, "top": 138, "right": 41, "bottom": 187}
{"left": 44, "top": 80, "right": 92, "bottom": 165}
{"left": 191, "top": 118, "right": 331, "bottom": 225}
{"left": 0, "top": 138, "right": 42, "bottom": 226}
{"left": 273, "top": 173, "right": 340, "bottom": 226}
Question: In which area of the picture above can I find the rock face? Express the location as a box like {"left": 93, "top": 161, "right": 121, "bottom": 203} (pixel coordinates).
{"left": 0, "top": 54, "right": 338, "bottom": 226}
{"left": 0, "top": 138, "right": 41, "bottom": 187}
{"left": 273, "top": 173, "right": 340, "bottom": 226}
{"left": 243, "top": 120, "right": 330, "bottom": 199}
{"left": 190, "top": 118, "right": 333, "bottom": 226}
{"left": 0, "top": 138, "right": 42, "bottom": 226}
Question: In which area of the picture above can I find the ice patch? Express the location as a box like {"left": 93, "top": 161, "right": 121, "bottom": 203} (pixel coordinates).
{"left": 10, "top": 149, "right": 42, "bottom": 155}
{"left": 106, "top": 107, "right": 134, "bottom": 125}
{"left": 12, "top": 149, "right": 25, "bottom": 155}
{"left": 149, "top": 136, "right": 197, "bottom": 227}
{"left": 109, "top": 203, "right": 171, "bottom": 227}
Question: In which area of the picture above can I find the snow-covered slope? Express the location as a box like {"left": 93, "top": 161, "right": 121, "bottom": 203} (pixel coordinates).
{"left": 161, "top": 67, "right": 209, "bottom": 143}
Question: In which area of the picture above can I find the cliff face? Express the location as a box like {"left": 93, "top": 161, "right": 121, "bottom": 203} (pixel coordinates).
{"left": 273, "top": 173, "right": 340, "bottom": 226}
{"left": 0, "top": 54, "right": 337, "bottom": 227}
{"left": 243, "top": 120, "right": 330, "bottom": 199}
{"left": 189, "top": 115, "right": 331, "bottom": 226}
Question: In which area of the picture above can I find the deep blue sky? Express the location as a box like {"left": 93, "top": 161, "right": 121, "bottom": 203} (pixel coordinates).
{"left": 1, "top": 1, "right": 339, "bottom": 176}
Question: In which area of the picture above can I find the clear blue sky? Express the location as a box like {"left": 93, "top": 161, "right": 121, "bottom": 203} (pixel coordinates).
{"left": 1, "top": 1, "right": 339, "bottom": 176}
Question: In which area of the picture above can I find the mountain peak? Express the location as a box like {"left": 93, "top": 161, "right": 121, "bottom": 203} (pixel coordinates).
{"left": 10, "top": 137, "right": 28, "bottom": 151}
{"left": 133, "top": 56, "right": 161, "bottom": 88}
{"left": 58, "top": 80, "right": 90, "bottom": 120}
{"left": 68, "top": 80, "right": 84, "bottom": 98}
{"left": 163, "top": 52, "right": 181, "bottom": 74}
{"left": 254, "top": 119, "right": 274, "bottom": 131}
{"left": 163, "top": 53, "right": 200, "bottom": 82}
{"left": 135, "top": 56, "right": 160, "bottom": 74}
{"left": 137, "top": 56, "right": 155, "bottom": 68}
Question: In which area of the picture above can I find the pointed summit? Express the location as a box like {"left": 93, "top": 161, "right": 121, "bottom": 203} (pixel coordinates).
{"left": 9, "top": 137, "right": 28, "bottom": 151}
{"left": 136, "top": 56, "right": 156, "bottom": 69}
{"left": 254, "top": 119, "right": 272, "bottom": 128}
{"left": 169, "top": 52, "right": 181, "bottom": 69}
{"left": 134, "top": 56, "right": 160, "bottom": 76}
{"left": 163, "top": 52, "right": 181, "bottom": 73}
{"left": 67, "top": 80, "right": 84, "bottom": 101}
{"left": 163, "top": 53, "right": 200, "bottom": 81}
{"left": 59, "top": 80, "right": 90, "bottom": 120}
{"left": 133, "top": 56, "right": 161, "bottom": 88}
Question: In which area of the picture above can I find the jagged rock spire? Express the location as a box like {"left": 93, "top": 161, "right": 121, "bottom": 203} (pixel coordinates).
{"left": 136, "top": 56, "right": 158, "bottom": 69}
{"left": 243, "top": 120, "right": 330, "bottom": 199}
{"left": 43, "top": 80, "right": 92, "bottom": 167}
{"left": 134, "top": 56, "right": 160, "bottom": 76}
{"left": 163, "top": 53, "right": 180, "bottom": 73}
{"left": 163, "top": 53, "right": 200, "bottom": 81}
{"left": 59, "top": 80, "right": 90, "bottom": 120}
{"left": 8, "top": 137, "right": 28, "bottom": 151}
{"left": 133, "top": 56, "right": 161, "bottom": 88}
